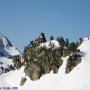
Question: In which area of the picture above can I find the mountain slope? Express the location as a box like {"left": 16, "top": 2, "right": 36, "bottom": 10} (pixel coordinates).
{"left": 0, "top": 33, "right": 21, "bottom": 74}
{"left": 0, "top": 33, "right": 20, "bottom": 57}
{"left": 0, "top": 37, "right": 90, "bottom": 90}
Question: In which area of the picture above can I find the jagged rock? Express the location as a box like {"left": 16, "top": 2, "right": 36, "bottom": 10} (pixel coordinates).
{"left": 24, "top": 62, "right": 42, "bottom": 81}
{"left": 23, "top": 33, "right": 81, "bottom": 82}
{"left": 30, "top": 62, "right": 41, "bottom": 80}
{"left": 13, "top": 55, "right": 22, "bottom": 69}
{"left": 65, "top": 53, "right": 81, "bottom": 74}
{"left": 44, "top": 60, "right": 51, "bottom": 74}
{"left": 38, "top": 32, "right": 46, "bottom": 43}
{"left": 20, "top": 77, "right": 26, "bottom": 86}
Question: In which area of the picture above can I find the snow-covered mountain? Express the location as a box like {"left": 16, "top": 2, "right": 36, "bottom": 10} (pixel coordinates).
{"left": 0, "top": 33, "right": 20, "bottom": 74}
{"left": 0, "top": 33, "right": 20, "bottom": 57}
{"left": 0, "top": 36, "right": 90, "bottom": 90}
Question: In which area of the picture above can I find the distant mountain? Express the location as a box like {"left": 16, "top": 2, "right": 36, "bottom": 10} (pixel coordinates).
{"left": 0, "top": 33, "right": 20, "bottom": 57}
{"left": 0, "top": 33, "right": 21, "bottom": 74}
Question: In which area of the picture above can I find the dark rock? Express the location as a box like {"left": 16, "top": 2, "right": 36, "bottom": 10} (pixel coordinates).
{"left": 30, "top": 62, "right": 41, "bottom": 80}
{"left": 65, "top": 54, "right": 81, "bottom": 74}
{"left": 20, "top": 77, "right": 26, "bottom": 86}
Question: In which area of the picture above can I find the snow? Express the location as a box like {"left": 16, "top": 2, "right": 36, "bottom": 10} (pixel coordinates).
{"left": 0, "top": 57, "right": 13, "bottom": 75}
{"left": 83, "top": 36, "right": 90, "bottom": 42}
{"left": 0, "top": 39, "right": 90, "bottom": 90}
{"left": 0, "top": 57, "right": 13, "bottom": 67}
{"left": 5, "top": 47, "right": 20, "bottom": 56}
{"left": 39, "top": 40, "right": 60, "bottom": 50}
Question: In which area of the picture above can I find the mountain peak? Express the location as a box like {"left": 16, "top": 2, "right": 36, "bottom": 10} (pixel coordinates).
{"left": 0, "top": 33, "right": 21, "bottom": 75}
{"left": 0, "top": 33, "right": 12, "bottom": 48}
{"left": 0, "top": 33, "right": 20, "bottom": 57}
{"left": 38, "top": 32, "right": 46, "bottom": 43}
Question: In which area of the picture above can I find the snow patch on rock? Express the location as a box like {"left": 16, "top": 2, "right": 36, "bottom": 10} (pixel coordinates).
{"left": 39, "top": 40, "right": 60, "bottom": 50}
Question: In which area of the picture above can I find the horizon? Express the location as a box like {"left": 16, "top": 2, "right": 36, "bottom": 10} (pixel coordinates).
{"left": 0, "top": 0, "right": 90, "bottom": 51}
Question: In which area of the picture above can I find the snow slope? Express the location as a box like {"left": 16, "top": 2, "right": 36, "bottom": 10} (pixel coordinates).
{"left": 0, "top": 38, "right": 90, "bottom": 90}
{"left": 0, "top": 57, "right": 13, "bottom": 68}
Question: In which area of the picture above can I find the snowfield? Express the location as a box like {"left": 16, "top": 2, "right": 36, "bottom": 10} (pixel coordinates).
{"left": 0, "top": 38, "right": 90, "bottom": 90}
{"left": 5, "top": 46, "right": 20, "bottom": 56}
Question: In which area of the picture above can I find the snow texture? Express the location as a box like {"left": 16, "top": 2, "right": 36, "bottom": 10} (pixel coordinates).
{"left": 39, "top": 40, "right": 60, "bottom": 50}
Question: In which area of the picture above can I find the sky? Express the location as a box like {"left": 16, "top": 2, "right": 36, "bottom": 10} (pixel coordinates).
{"left": 0, "top": 0, "right": 90, "bottom": 52}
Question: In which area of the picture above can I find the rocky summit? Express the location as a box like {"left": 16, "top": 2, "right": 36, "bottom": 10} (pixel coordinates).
{"left": 22, "top": 33, "right": 82, "bottom": 81}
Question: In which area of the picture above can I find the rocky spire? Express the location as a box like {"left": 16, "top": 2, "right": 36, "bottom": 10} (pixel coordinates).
{"left": 38, "top": 32, "right": 46, "bottom": 43}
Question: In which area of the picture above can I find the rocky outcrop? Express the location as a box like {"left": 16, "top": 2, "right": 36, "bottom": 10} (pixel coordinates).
{"left": 20, "top": 77, "right": 27, "bottom": 86}
{"left": 23, "top": 33, "right": 63, "bottom": 80}
{"left": 65, "top": 53, "right": 81, "bottom": 74}
{"left": 22, "top": 33, "right": 82, "bottom": 83}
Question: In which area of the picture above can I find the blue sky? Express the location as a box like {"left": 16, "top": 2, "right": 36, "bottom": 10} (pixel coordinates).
{"left": 0, "top": 0, "right": 90, "bottom": 51}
